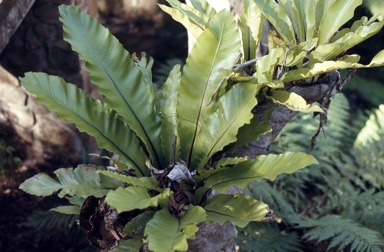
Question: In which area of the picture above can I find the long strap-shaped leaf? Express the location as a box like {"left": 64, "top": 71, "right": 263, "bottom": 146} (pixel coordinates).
{"left": 254, "top": 0, "right": 295, "bottom": 43}
{"left": 59, "top": 6, "right": 162, "bottom": 168}
{"left": 239, "top": 0, "right": 264, "bottom": 61}
{"left": 316, "top": 0, "right": 362, "bottom": 45}
{"left": 205, "top": 152, "right": 318, "bottom": 192}
{"left": 21, "top": 73, "right": 149, "bottom": 176}
{"left": 177, "top": 10, "right": 241, "bottom": 168}
{"left": 192, "top": 83, "right": 258, "bottom": 169}
{"left": 158, "top": 65, "right": 182, "bottom": 165}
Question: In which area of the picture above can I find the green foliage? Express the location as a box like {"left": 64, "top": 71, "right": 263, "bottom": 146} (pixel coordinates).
{"left": 144, "top": 206, "right": 206, "bottom": 252}
{"left": 153, "top": 58, "right": 184, "bottom": 85}
{"left": 203, "top": 194, "right": 269, "bottom": 227}
{"left": 0, "top": 139, "right": 21, "bottom": 177}
{"left": 345, "top": 75, "right": 384, "bottom": 107}
{"left": 364, "top": 0, "right": 384, "bottom": 20}
{"left": 105, "top": 187, "right": 170, "bottom": 213}
{"left": 252, "top": 0, "right": 384, "bottom": 83}
{"left": 240, "top": 93, "right": 384, "bottom": 251}
{"left": 18, "top": 0, "right": 384, "bottom": 251}
{"left": 204, "top": 152, "right": 317, "bottom": 192}
{"left": 237, "top": 223, "right": 303, "bottom": 252}
{"left": 21, "top": 210, "right": 92, "bottom": 250}
{"left": 355, "top": 104, "right": 384, "bottom": 146}
{"left": 298, "top": 215, "right": 384, "bottom": 252}
{"left": 60, "top": 6, "right": 164, "bottom": 170}
{"left": 20, "top": 165, "right": 122, "bottom": 198}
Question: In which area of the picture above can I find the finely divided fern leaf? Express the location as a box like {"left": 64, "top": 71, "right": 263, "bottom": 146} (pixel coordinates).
{"left": 298, "top": 215, "right": 384, "bottom": 252}
{"left": 237, "top": 223, "right": 303, "bottom": 252}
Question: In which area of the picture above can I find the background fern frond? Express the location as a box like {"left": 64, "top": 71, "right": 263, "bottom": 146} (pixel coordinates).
{"left": 20, "top": 210, "right": 91, "bottom": 250}
{"left": 297, "top": 215, "right": 384, "bottom": 252}
{"left": 244, "top": 180, "right": 300, "bottom": 223}
{"left": 326, "top": 190, "right": 384, "bottom": 231}
{"left": 237, "top": 223, "right": 303, "bottom": 252}
{"left": 240, "top": 92, "right": 384, "bottom": 251}
{"left": 355, "top": 105, "right": 384, "bottom": 147}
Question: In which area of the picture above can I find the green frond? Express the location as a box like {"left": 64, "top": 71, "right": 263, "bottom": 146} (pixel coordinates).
{"left": 272, "top": 93, "right": 352, "bottom": 155}
{"left": 21, "top": 211, "right": 85, "bottom": 244}
{"left": 176, "top": 9, "right": 241, "bottom": 168}
{"left": 237, "top": 223, "right": 303, "bottom": 252}
{"left": 298, "top": 215, "right": 384, "bottom": 252}
{"left": 59, "top": 5, "right": 163, "bottom": 169}
{"left": 327, "top": 190, "right": 384, "bottom": 232}
{"left": 270, "top": 93, "right": 354, "bottom": 198}
{"left": 20, "top": 73, "right": 149, "bottom": 176}
{"left": 355, "top": 104, "right": 384, "bottom": 147}
{"left": 356, "top": 139, "right": 384, "bottom": 189}
{"left": 345, "top": 75, "right": 384, "bottom": 107}
{"left": 244, "top": 180, "right": 299, "bottom": 223}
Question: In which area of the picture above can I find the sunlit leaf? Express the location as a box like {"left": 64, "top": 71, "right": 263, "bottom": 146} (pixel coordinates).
{"left": 204, "top": 194, "right": 269, "bottom": 227}
{"left": 188, "top": 0, "right": 217, "bottom": 19}
{"left": 302, "top": 0, "right": 316, "bottom": 41}
{"left": 283, "top": 50, "right": 384, "bottom": 82}
{"left": 205, "top": 152, "right": 317, "bottom": 192}
{"left": 159, "top": 4, "right": 204, "bottom": 39}
{"left": 192, "top": 83, "right": 258, "bottom": 169}
{"left": 310, "top": 18, "right": 384, "bottom": 65}
{"left": 317, "top": 0, "right": 362, "bottom": 44}
{"left": 254, "top": 48, "right": 285, "bottom": 83}
{"left": 177, "top": 9, "right": 241, "bottom": 168}
{"left": 268, "top": 90, "right": 323, "bottom": 113}
{"left": 254, "top": 0, "right": 295, "bottom": 43}
{"left": 239, "top": 0, "right": 264, "bottom": 60}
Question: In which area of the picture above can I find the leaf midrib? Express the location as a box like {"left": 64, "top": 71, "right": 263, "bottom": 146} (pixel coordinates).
{"left": 36, "top": 86, "right": 144, "bottom": 175}
{"left": 207, "top": 94, "right": 255, "bottom": 157}
{"left": 188, "top": 21, "right": 226, "bottom": 167}
{"left": 62, "top": 7, "right": 160, "bottom": 167}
